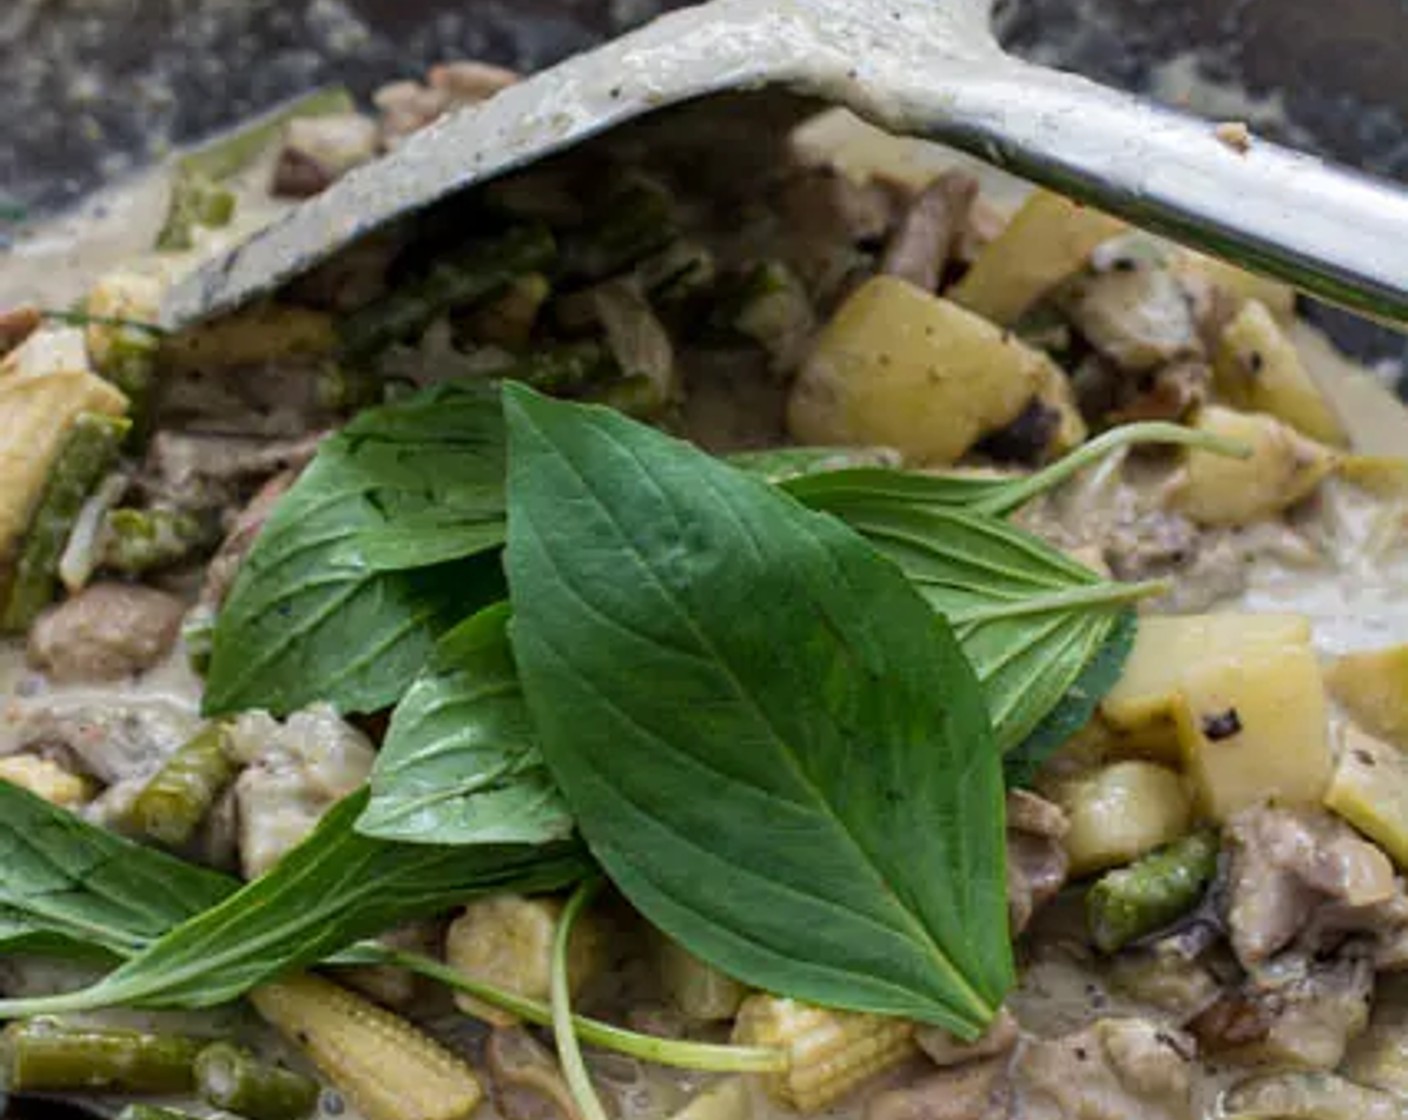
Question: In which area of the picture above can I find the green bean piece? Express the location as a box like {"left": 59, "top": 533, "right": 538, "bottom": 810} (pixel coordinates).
{"left": 635, "top": 240, "right": 716, "bottom": 304}
{"left": 127, "top": 723, "right": 238, "bottom": 847}
{"left": 461, "top": 272, "right": 551, "bottom": 351}
{"left": 1086, "top": 830, "right": 1220, "bottom": 953}
{"left": 95, "top": 321, "right": 162, "bottom": 444}
{"left": 500, "top": 341, "right": 621, "bottom": 395}
{"left": 155, "top": 173, "right": 237, "bottom": 252}
{"left": 339, "top": 223, "right": 556, "bottom": 360}
{"left": 118, "top": 1106, "right": 207, "bottom": 1120}
{"left": 2, "top": 1019, "right": 202, "bottom": 1093}
{"left": 195, "top": 1042, "right": 319, "bottom": 1120}
{"left": 1, "top": 412, "right": 129, "bottom": 633}
{"left": 99, "top": 507, "right": 213, "bottom": 576}
{"left": 562, "top": 177, "right": 677, "bottom": 280}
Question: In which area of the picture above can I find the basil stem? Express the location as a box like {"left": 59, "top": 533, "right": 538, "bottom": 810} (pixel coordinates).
{"left": 552, "top": 878, "right": 611, "bottom": 1120}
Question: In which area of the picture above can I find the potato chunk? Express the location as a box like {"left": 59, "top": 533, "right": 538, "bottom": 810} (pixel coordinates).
{"left": 0, "top": 754, "right": 93, "bottom": 806}
{"left": 787, "top": 276, "right": 1049, "bottom": 464}
{"left": 1058, "top": 761, "right": 1192, "bottom": 877}
{"left": 1325, "top": 644, "right": 1408, "bottom": 749}
{"left": 1172, "top": 406, "right": 1337, "bottom": 526}
{"left": 1325, "top": 725, "right": 1408, "bottom": 869}
{"left": 948, "top": 189, "right": 1125, "bottom": 326}
{"left": 1171, "top": 641, "right": 1331, "bottom": 822}
{"left": 1213, "top": 300, "right": 1347, "bottom": 446}
{"left": 1173, "top": 250, "right": 1296, "bottom": 322}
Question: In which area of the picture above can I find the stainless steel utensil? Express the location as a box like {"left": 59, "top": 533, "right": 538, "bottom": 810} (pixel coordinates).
{"left": 161, "top": 0, "right": 1408, "bottom": 329}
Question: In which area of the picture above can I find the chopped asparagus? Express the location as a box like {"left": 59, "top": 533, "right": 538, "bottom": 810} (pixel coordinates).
{"left": 500, "top": 341, "right": 621, "bottom": 395}
{"left": 1, "top": 1019, "right": 202, "bottom": 1093}
{"left": 195, "top": 1042, "right": 320, "bottom": 1120}
{"left": 461, "top": 272, "right": 551, "bottom": 351}
{"left": 155, "top": 172, "right": 236, "bottom": 252}
{"left": 94, "top": 321, "right": 162, "bottom": 442}
{"left": 127, "top": 722, "right": 239, "bottom": 847}
{"left": 1086, "top": 830, "right": 1220, "bottom": 953}
{"left": 562, "top": 177, "right": 677, "bottom": 280}
{"left": 1, "top": 412, "right": 129, "bottom": 631}
{"left": 730, "top": 261, "right": 816, "bottom": 374}
{"left": 99, "top": 507, "right": 214, "bottom": 576}
{"left": 339, "top": 224, "right": 556, "bottom": 360}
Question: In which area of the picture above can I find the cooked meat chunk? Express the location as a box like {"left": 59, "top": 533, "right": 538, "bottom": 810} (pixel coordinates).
{"left": 879, "top": 171, "right": 977, "bottom": 292}
{"left": 1189, "top": 949, "right": 1373, "bottom": 1069}
{"left": 374, "top": 80, "right": 451, "bottom": 146}
{"left": 916, "top": 1008, "right": 1019, "bottom": 1067}
{"left": 1011, "top": 1018, "right": 1195, "bottom": 1120}
{"left": 228, "top": 705, "right": 375, "bottom": 878}
{"left": 1007, "top": 790, "right": 1070, "bottom": 935}
{"left": 2, "top": 697, "right": 199, "bottom": 785}
{"left": 1059, "top": 253, "right": 1201, "bottom": 372}
{"left": 142, "top": 431, "right": 323, "bottom": 512}
{"left": 27, "top": 583, "right": 185, "bottom": 683}
{"left": 427, "top": 61, "right": 520, "bottom": 104}
{"left": 1225, "top": 805, "right": 1400, "bottom": 968}
{"left": 486, "top": 1025, "right": 580, "bottom": 1120}
{"left": 271, "top": 113, "right": 379, "bottom": 198}
{"left": 1107, "top": 360, "right": 1209, "bottom": 425}
{"left": 865, "top": 1056, "right": 1010, "bottom": 1120}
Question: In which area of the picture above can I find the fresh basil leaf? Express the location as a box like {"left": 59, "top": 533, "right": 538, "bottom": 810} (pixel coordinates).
{"left": 0, "top": 779, "right": 238, "bottom": 960}
{"left": 795, "top": 493, "right": 1152, "bottom": 751}
{"left": 355, "top": 514, "right": 507, "bottom": 573}
{"left": 728, "top": 447, "right": 903, "bottom": 483}
{"left": 502, "top": 384, "right": 1012, "bottom": 1036}
{"left": 0, "top": 790, "right": 590, "bottom": 1015}
{"left": 204, "top": 382, "right": 510, "bottom": 717}
{"left": 358, "top": 602, "right": 574, "bottom": 846}
{"left": 1004, "top": 609, "right": 1138, "bottom": 787}
{"left": 782, "top": 465, "right": 1006, "bottom": 509}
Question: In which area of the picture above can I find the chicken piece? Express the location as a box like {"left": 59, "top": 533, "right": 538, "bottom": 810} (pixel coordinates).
{"left": 428, "top": 61, "right": 520, "bottom": 104}
{"left": 1007, "top": 790, "right": 1070, "bottom": 935}
{"left": 864, "top": 1056, "right": 1010, "bottom": 1120}
{"left": 271, "top": 113, "right": 379, "bottom": 198}
{"left": 485, "top": 1026, "right": 579, "bottom": 1120}
{"left": 1011, "top": 1018, "right": 1195, "bottom": 1120}
{"left": 1106, "top": 360, "right": 1209, "bottom": 425}
{"left": 1059, "top": 252, "right": 1201, "bottom": 372}
{"left": 228, "top": 706, "right": 375, "bottom": 878}
{"left": 2, "top": 697, "right": 199, "bottom": 786}
{"left": 1189, "top": 949, "right": 1373, "bottom": 1070}
{"left": 373, "top": 80, "right": 450, "bottom": 146}
{"left": 142, "top": 431, "right": 323, "bottom": 513}
{"left": 27, "top": 583, "right": 185, "bottom": 683}
{"left": 915, "top": 1009, "right": 1018, "bottom": 1068}
{"left": 879, "top": 171, "right": 977, "bottom": 292}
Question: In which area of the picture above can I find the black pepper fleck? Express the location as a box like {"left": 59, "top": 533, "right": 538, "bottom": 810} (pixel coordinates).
{"left": 1202, "top": 708, "right": 1242, "bottom": 741}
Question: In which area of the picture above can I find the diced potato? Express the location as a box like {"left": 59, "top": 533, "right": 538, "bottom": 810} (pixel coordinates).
{"left": 1325, "top": 644, "right": 1408, "bottom": 748}
{"left": 0, "top": 326, "right": 91, "bottom": 382}
{"left": 1057, "top": 761, "right": 1192, "bottom": 877}
{"left": 1338, "top": 455, "right": 1408, "bottom": 498}
{"left": 84, "top": 270, "right": 164, "bottom": 369}
{"left": 0, "top": 364, "right": 129, "bottom": 561}
{"left": 787, "top": 276, "right": 1048, "bottom": 464}
{"left": 1173, "top": 250, "right": 1296, "bottom": 321}
{"left": 948, "top": 189, "right": 1125, "bottom": 326}
{"left": 1213, "top": 300, "right": 1348, "bottom": 446}
{"left": 1171, "top": 406, "right": 1337, "bottom": 526}
{"left": 444, "top": 895, "right": 601, "bottom": 1027}
{"left": 1325, "top": 724, "right": 1408, "bottom": 869}
{"left": 1035, "top": 361, "right": 1088, "bottom": 460}
{"left": 0, "top": 754, "right": 93, "bottom": 806}
{"left": 1170, "top": 641, "right": 1332, "bottom": 821}
{"left": 162, "top": 304, "right": 337, "bottom": 373}
{"left": 1101, "top": 613, "right": 1311, "bottom": 732}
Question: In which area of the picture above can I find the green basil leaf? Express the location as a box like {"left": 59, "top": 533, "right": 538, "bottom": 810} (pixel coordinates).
{"left": 795, "top": 493, "right": 1152, "bottom": 751}
{"left": 204, "top": 382, "right": 509, "bottom": 717}
{"left": 355, "top": 515, "right": 507, "bottom": 573}
{"left": 502, "top": 384, "right": 1012, "bottom": 1036}
{"left": 782, "top": 465, "right": 1005, "bottom": 509}
{"left": 1004, "top": 609, "right": 1138, "bottom": 787}
{"left": 0, "top": 780, "right": 238, "bottom": 960}
{"left": 358, "top": 603, "right": 574, "bottom": 846}
{"left": 0, "top": 790, "right": 590, "bottom": 1015}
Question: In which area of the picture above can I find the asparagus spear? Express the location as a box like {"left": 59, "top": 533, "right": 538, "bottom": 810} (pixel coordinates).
{"left": 126, "top": 722, "right": 239, "bottom": 847}
{"left": 195, "top": 1042, "right": 320, "bottom": 1120}
{"left": 1, "top": 1019, "right": 202, "bottom": 1093}
{"left": 1, "top": 412, "right": 129, "bottom": 631}
{"left": 155, "top": 172, "right": 237, "bottom": 252}
{"left": 99, "top": 507, "right": 214, "bottom": 576}
{"left": 339, "top": 223, "right": 556, "bottom": 360}
{"left": 1086, "top": 830, "right": 1220, "bottom": 953}
{"left": 562, "top": 177, "right": 677, "bottom": 281}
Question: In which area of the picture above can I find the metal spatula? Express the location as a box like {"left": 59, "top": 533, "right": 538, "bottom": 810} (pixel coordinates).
{"left": 160, "top": 0, "right": 1408, "bottom": 330}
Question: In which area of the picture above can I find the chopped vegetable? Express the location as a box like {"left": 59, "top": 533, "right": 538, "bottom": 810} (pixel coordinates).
{"left": 1086, "top": 830, "right": 1219, "bottom": 952}
{"left": 163, "top": 304, "right": 338, "bottom": 373}
{"left": 251, "top": 973, "right": 485, "bottom": 1120}
{"left": 126, "top": 722, "right": 239, "bottom": 847}
{"left": 1325, "top": 643, "right": 1408, "bottom": 748}
{"left": 1219, "top": 1070, "right": 1407, "bottom": 1119}
{"left": 788, "top": 275, "right": 1052, "bottom": 464}
{"left": 99, "top": 506, "right": 213, "bottom": 575}
{"left": 731, "top": 995, "right": 916, "bottom": 1112}
{"left": 156, "top": 171, "right": 236, "bottom": 251}
{"left": 0, "top": 754, "right": 93, "bottom": 806}
{"left": 730, "top": 260, "right": 817, "bottom": 374}
{"left": 1324, "top": 724, "right": 1408, "bottom": 868}
{"left": 657, "top": 933, "right": 749, "bottom": 1022}
{"left": 461, "top": 272, "right": 551, "bottom": 351}
{"left": 0, "top": 1019, "right": 202, "bottom": 1093}
{"left": 1057, "top": 760, "right": 1192, "bottom": 877}
{"left": 194, "top": 1042, "right": 320, "bottom": 1120}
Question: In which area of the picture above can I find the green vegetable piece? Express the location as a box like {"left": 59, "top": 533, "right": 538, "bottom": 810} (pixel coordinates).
{"left": 0, "top": 790, "right": 588, "bottom": 1015}
{"left": 100, "top": 507, "right": 213, "bottom": 575}
{"left": 552, "top": 878, "right": 611, "bottom": 1120}
{"left": 204, "top": 381, "right": 510, "bottom": 718}
{"left": 155, "top": 173, "right": 236, "bottom": 252}
{"left": 502, "top": 384, "right": 1012, "bottom": 1036}
{"left": 501, "top": 340, "right": 620, "bottom": 395}
{"left": 562, "top": 176, "right": 677, "bottom": 280}
{"left": 0, "top": 779, "right": 238, "bottom": 960}
{"left": 730, "top": 446, "right": 901, "bottom": 484}
{"left": 339, "top": 223, "right": 556, "bottom": 359}
{"left": 178, "top": 86, "right": 356, "bottom": 183}
{"left": 195, "top": 1042, "right": 319, "bottom": 1120}
{"left": 1, "top": 411, "right": 129, "bottom": 631}
{"left": 729, "top": 261, "right": 815, "bottom": 371}
{"left": 1086, "top": 830, "right": 1220, "bottom": 953}
{"left": 127, "top": 722, "right": 239, "bottom": 847}
{"left": 2, "top": 1019, "right": 202, "bottom": 1093}
{"left": 358, "top": 602, "right": 573, "bottom": 846}
{"left": 94, "top": 321, "right": 162, "bottom": 443}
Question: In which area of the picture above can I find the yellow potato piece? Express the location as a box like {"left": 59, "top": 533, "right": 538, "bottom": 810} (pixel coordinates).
{"left": 1101, "top": 613, "right": 1311, "bottom": 732}
{"left": 1172, "top": 406, "right": 1337, "bottom": 526}
{"left": 1326, "top": 644, "right": 1408, "bottom": 749}
{"left": 949, "top": 189, "right": 1125, "bottom": 326}
{"left": 787, "top": 276, "right": 1047, "bottom": 465}
{"left": 0, "top": 755, "right": 93, "bottom": 806}
{"left": 1035, "top": 359, "right": 1088, "bottom": 461}
{"left": 1325, "top": 724, "right": 1408, "bottom": 869}
{"left": 1173, "top": 250, "right": 1296, "bottom": 321}
{"left": 1171, "top": 641, "right": 1332, "bottom": 822}
{"left": 1338, "top": 455, "right": 1408, "bottom": 498}
{"left": 1058, "top": 760, "right": 1191, "bottom": 877}
{"left": 1213, "top": 300, "right": 1348, "bottom": 446}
